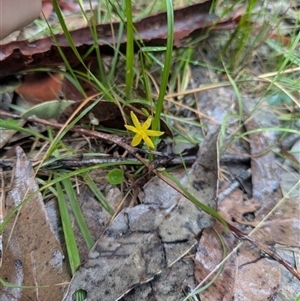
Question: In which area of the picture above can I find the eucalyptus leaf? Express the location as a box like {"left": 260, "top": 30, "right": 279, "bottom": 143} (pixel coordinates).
{"left": 21, "top": 100, "right": 75, "bottom": 119}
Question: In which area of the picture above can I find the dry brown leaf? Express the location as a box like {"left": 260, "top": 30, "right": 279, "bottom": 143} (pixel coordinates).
{"left": 243, "top": 100, "right": 282, "bottom": 204}
{"left": 0, "top": 147, "right": 70, "bottom": 300}
{"left": 218, "top": 188, "right": 261, "bottom": 226}
{"left": 195, "top": 227, "right": 281, "bottom": 301}
{"left": 15, "top": 72, "right": 63, "bottom": 105}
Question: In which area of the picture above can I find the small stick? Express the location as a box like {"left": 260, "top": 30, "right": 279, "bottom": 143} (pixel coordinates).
{"left": 217, "top": 168, "right": 251, "bottom": 202}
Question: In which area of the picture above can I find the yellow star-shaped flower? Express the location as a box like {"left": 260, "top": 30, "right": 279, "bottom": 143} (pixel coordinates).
{"left": 124, "top": 111, "right": 164, "bottom": 149}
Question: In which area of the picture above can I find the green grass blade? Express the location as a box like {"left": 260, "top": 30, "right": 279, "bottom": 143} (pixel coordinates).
{"left": 223, "top": 64, "right": 243, "bottom": 123}
{"left": 55, "top": 182, "right": 80, "bottom": 275}
{"left": 51, "top": 0, "right": 115, "bottom": 101}
{"left": 152, "top": 0, "right": 174, "bottom": 137}
{"left": 0, "top": 118, "right": 48, "bottom": 141}
{"left": 107, "top": 5, "right": 125, "bottom": 83}
{"left": 46, "top": 96, "right": 103, "bottom": 158}
{"left": 62, "top": 178, "right": 94, "bottom": 250}
{"left": 125, "top": 0, "right": 134, "bottom": 100}
{"left": 139, "top": 52, "right": 153, "bottom": 104}
{"left": 82, "top": 1, "right": 107, "bottom": 86}
{"left": 267, "top": 31, "right": 300, "bottom": 91}
{"left": 81, "top": 172, "right": 115, "bottom": 215}
{"left": 1, "top": 161, "right": 139, "bottom": 232}
{"left": 0, "top": 278, "right": 49, "bottom": 289}
{"left": 162, "top": 170, "right": 228, "bottom": 231}
{"left": 43, "top": 5, "right": 86, "bottom": 97}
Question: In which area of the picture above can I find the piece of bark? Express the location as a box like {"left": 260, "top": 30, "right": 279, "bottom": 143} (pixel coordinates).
{"left": 0, "top": 1, "right": 240, "bottom": 77}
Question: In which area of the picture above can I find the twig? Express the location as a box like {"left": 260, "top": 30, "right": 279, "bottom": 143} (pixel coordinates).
{"left": 217, "top": 168, "right": 251, "bottom": 201}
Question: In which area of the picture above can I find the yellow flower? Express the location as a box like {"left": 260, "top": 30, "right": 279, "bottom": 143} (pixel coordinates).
{"left": 124, "top": 111, "right": 164, "bottom": 149}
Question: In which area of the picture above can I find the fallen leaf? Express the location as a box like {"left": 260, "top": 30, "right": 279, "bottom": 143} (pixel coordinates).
{"left": 21, "top": 99, "right": 75, "bottom": 119}
{"left": 217, "top": 188, "right": 261, "bottom": 226}
{"left": 194, "top": 97, "right": 298, "bottom": 299}
{"left": 15, "top": 72, "right": 63, "bottom": 104}
{"left": 0, "top": 147, "right": 70, "bottom": 300}
{"left": 195, "top": 227, "right": 281, "bottom": 301}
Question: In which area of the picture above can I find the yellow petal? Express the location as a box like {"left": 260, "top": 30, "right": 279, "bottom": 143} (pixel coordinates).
{"left": 143, "top": 135, "right": 155, "bottom": 148}
{"left": 130, "top": 111, "right": 142, "bottom": 130}
{"left": 132, "top": 134, "right": 142, "bottom": 146}
{"left": 141, "top": 116, "right": 152, "bottom": 130}
{"left": 124, "top": 124, "right": 139, "bottom": 133}
{"left": 145, "top": 130, "right": 164, "bottom": 137}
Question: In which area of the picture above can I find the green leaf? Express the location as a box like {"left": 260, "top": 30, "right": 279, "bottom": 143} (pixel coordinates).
{"left": 151, "top": 0, "right": 174, "bottom": 145}
{"left": 21, "top": 100, "right": 75, "bottom": 119}
{"left": 125, "top": 0, "right": 134, "bottom": 99}
{"left": 56, "top": 182, "right": 81, "bottom": 275}
{"left": 107, "top": 169, "right": 124, "bottom": 185}
{"left": 62, "top": 178, "right": 94, "bottom": 250}
{"left": 267, "top": 93, "right": 293, "bottom": 106}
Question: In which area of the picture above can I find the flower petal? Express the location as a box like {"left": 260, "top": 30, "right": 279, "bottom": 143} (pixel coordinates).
{"left": 130, "top": 111, "right": 142, "bottom": 130}
{"left": 124, "top": 124, "right": 139, "bottom": 133}
{"left": 145, "top": 130, "right": 164, "bottom": 137}
{"left": 143, "top": 135, "right": 155, "bottom": 148}
{"left": 141, "top": 116, "right": 152, "bottom": 130}
{"left": 131, "top": 134, "right": 142, "bottom": 146}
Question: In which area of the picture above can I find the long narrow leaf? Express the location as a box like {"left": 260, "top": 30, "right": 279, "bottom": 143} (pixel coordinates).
{"left": 162, "top": 170, "right": 228, "bottom": 231}
{"left": 62, "top": 178, "right": 94, "bottom": 250}
{"left": 82, "top": 172, "right": 114, "bottom": 215}
{"left": 125, "top": 0, "right": 134, "bottom": 99}
{"left": 55, "top": 182, "right": 80, "bottom": 275}
{"left": 152, "top": 0, "right": 174, "bottom": 140}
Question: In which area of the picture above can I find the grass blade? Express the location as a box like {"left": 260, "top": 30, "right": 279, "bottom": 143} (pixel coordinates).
{"left": 81, "top": 172, "right": 114, "bottom": 215}
{"left": 125, "top": 0, "right": 134, "bottom": 100}
{"left": 55, "top": 182, "right": 80, "bottom": 275}
{"left": 152, "top": 0, "right": 174, "bottom": 138}
{"left": 62, "top": 178, "right": 94, "bottom": 250}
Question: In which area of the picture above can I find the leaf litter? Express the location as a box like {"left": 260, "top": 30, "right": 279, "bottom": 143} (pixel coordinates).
{"left": 191, "top": 64, "right": 299, "bottom": 299}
